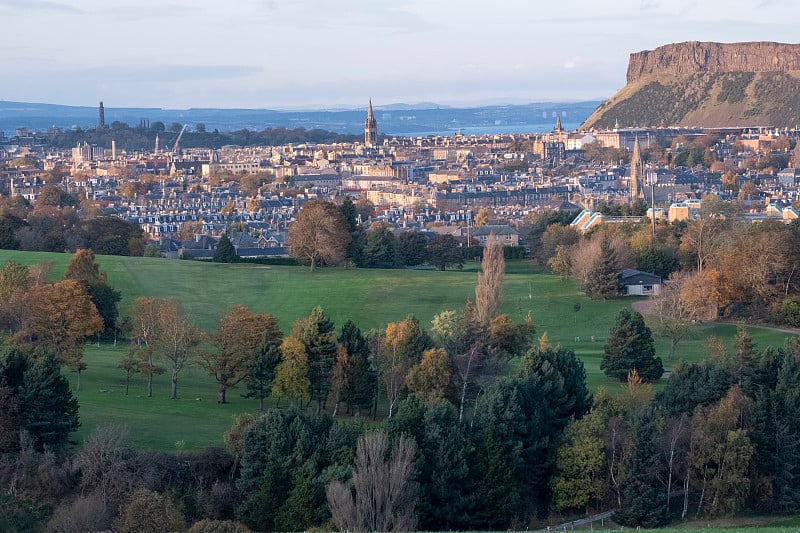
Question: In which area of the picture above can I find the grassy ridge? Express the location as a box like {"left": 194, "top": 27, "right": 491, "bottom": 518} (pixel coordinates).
{"left": 0, "top": 250, "right": 796, "bottom": 450}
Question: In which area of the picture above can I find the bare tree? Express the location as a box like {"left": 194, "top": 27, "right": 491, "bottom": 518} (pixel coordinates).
{"left": 326, "top": 431, "right": 417, "bottom": 532}
{"left": 649, "top": 272, "right": 700, "bottom": 360}
{"left": 475, "top": 236, "right": 505, "bottom": 326}
{"left": 156, "top": 299, "right": 203, "bottom": 400}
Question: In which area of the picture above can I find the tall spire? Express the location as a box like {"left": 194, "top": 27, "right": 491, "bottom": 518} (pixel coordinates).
{"left": 630, "top": 135, "right": 644, "bottom": 201}
{"left": 554, "top": 113, "right": 562, "bottom": 132}
{"left": 364, "top": 98, "right": 378, "bottom": 148}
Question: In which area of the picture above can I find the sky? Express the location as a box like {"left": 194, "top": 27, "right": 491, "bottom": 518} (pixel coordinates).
{"left": 1, "top": 0, "right": 799, "bottom": 109}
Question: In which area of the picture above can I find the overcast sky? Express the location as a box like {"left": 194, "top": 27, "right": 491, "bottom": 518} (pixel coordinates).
{"left": 1, "top": 0, "right": 798, "bottom": 109}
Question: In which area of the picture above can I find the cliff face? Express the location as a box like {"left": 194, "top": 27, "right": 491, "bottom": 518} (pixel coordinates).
{"left": 627, "top": 41, "right": 800, "bottom": 84}
{"left": 582, "top": 41, "right": 800, "bottom": 130}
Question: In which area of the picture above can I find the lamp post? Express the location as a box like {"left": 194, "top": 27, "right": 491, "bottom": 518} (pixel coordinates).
{"left": 646, "top": 171, "right": 658, "bottom": 243}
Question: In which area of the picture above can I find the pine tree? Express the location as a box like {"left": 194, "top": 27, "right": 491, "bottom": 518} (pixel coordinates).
{"left": 213, "top": 233, "right": 238, "bottom": 263}
{"left": 339, "top": 321, "right": 376, "bottom": 414}
{"left": 17, "top": 352, "right": 80, "bottom": 451}
{"left": 601, "top": 309, "right": 663, "bottom": 382}
{"left": 584, "top": 235, "right": 622, "bottom": 300}
{"left": 613, "top": 407, "right": 668, "bottom": 527}
{"left": 243, "top": 344, "right": 281, "bottom": 411}
{"left": 293, "top": 307, "right": 337, "bottom": 413}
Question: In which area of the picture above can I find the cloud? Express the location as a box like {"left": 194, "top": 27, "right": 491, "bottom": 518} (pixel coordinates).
{"left": 0, "top": 0, "right": 82, "bottom": 13}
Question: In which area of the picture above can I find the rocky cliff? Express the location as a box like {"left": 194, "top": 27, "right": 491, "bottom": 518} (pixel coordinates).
{"left": 582, "top": 41, "right": 800, "bottom": 130}
{"left": 627, "top": 41, "right": 800, "bottom": 84}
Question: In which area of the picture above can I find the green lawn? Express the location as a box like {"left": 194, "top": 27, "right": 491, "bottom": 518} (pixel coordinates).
{"left": 1, "top": 250, "right": 797, "bottom": 450}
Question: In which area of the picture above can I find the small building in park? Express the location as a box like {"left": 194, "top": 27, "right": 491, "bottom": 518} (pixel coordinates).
{"left": 621, "top": 268, "right": 661, "bottom": 296}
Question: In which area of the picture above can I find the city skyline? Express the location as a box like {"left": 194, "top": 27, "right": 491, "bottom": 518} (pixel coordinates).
{"left": 2, "top": 0, "right": 799, "bottom": 110}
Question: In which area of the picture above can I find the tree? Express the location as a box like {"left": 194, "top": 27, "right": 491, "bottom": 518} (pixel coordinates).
{"left": 601, "top": 309, "right": 663, "bottom": 382}
{"left": 406, "top": 348, "right": 451, "bottom": 405}
{"left": 156, "top": 299, "right": 203, "bottom": 399}
{"left": 118, "top": 351, "right": 139, "bottom": 396}
{"left": 292, "top": 306, "right": 337, "bottom": 412}
{"left": 129, "top": 297, "right": 165, "bottom": 397}
{"left": 548, "top": 244, "right": 572, "bottom": 280}
{"left": 650, "top": 271, "right": 702, "bottom": 360}
{"left": 213, "top": 234, "right": 238, "bottom": 263}
{"left": 376, "top": 316, "right": 431, "bottom": 418}
{"left": 17, "top": 352, "right": 80, "bottom": 451}
{"left": 584, "top": 235, "right": 622, "bottom": 300}
{"left": 551, "top": 409, "right": 607, "bottom": 514}
{"left": 329, "top": 344, "right": 351, "bottom": 416}
{"left": 395, "top": 230, "right": 428, "bottom": 267}
{"left": 243, "top": 344, "right": 281, "bottom": 411}
{"left": 272, "top": 337, "right": 310, "bottom": 407}
{"left": 65, "top": 248, "right": 122, "bottom": 339}
{"left": 115, "top": 489, "right": 184, "bottom": 533}
{"left": 16, "top": 279, "right": 103, "bottom": 389}
{"left": 613, "top": 407, "right": 668, "bottom": 528}
{"left": 288, "top": 200, "right": 351, "bottom": 271}
{"left": 427, "top": 233, "right": 463, "bottom": 271}
{"left": 475, "top": 237, "right": 505, "bottom": 326}
{"left": 338, "top": 320, "right": 377, "bottom": 414}
{"left": 362, "top": 222, "right": 396, "bottom": 268}
{"left": 326, "top": 431, "right": 418, "bottom": 533}
{"left": 201, "top": 305, "right": 282, "bottom": 404}
{"left": 690, "top": 387, "right": 754, "bottom": 517}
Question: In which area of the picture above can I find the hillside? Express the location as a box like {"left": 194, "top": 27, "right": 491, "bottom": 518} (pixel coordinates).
{"left": 582, "top": 41, "right": 800, "bottom": 129}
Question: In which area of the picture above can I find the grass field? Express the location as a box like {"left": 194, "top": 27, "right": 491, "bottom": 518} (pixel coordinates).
{"left": 1, "top": 250, "right": 797, "bottom": 450}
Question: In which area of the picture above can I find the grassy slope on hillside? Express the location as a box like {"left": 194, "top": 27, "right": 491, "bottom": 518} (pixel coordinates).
{"left": 0, "top": 250, "right": 795, "bottom": 450}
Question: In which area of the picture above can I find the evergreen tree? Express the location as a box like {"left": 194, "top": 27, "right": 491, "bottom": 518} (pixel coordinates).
{"left": 584, "top": 235, "right": 622, "bottom": 300}
{"left": 293, "top": 307, "right": 337, "bottom": 413}
{"left": 601, "top": 309, "right": 663, "bottom": 382}
{"left": 338, "top": 321, "right": 377, "bottom": 413}
{"left": 17, "top": 352, "right": 80, "bottom": 451}
{"left": 654, "top": 361, "right": 733, "bottom": 416}
{"left": 520, "top": 345, "right": 592, "bottom": 429}
{"left": 395, "top": 230, "right": 429, "bottom": 267}
{"left": 361, "top": 223, "right": 397, "bottom": 268}
{"left": 213, "top": 234, "right": 238, "bottom": 263}
{"left": 243, "top": 344, "right": 281, "bottom": 411}
{"left": 416, "top": 402, "right": 474, "bottom": 530}
{"left": 613, "top": 407, "right": 668, "bottom": 528}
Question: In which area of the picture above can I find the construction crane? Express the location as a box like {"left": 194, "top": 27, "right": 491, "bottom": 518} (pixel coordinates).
{"left": 171, "top": 124, "right": 189, "bottom": 154}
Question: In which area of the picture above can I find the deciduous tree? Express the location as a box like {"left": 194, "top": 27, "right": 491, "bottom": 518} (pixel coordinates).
{"left": 201, "top": 305, "right": 282, "bottom": 404}
{"left": 475, "top": 237, "right": 505, "bottom": 326}
{"left": 272, "top": 337, "right": 310, "bottom": 407}
{"left": 288, "top": 200, "right": 351, "bottom": 271}
{"left": 406, "top": 348, "right": 451, "bottom": 405}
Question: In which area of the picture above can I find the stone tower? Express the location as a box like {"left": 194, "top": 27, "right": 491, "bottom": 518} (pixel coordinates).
{"left": 98, "top": 101, "right": 105, "bottom": 128}
{"left": 554, "top": 113, "right": 562, "bottom": 132}
{"left": 630, "top": 135, "right": 644, "bottom": 200}
{"left": 364, "top": 99, "right": 378, "bottom": 148}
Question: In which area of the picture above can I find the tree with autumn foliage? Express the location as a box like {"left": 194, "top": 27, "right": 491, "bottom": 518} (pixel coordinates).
{"left": 15, "top": 278, "right": 103, "bottom": 389}
{"left": 288, "top": 200, "right": 351, "bottom": 271}
{"left": 128, "top": 297, "right": 166, "bottom": 397}
{"left": 406, "top": 348, "right": 451, "bottom": 405}
{"left": 154, "top": 299, "right": 204, "bottom": 399}
{"left": 64, "top": 249, "right": 122, "bottom": 340}
{"left": 376, "top": 316, "right": 431, "bottom": 418}
{"left": 272, "top": 336, "right": 310, "bottom": 407}
{"left": 198, "top": 305, "right": 283, "bottom": 404}
{"left": 475, "top": 237, "right": 505, "bottom": 326}
{"left": 291, "top": 306, "right": 337, "bottom": 413}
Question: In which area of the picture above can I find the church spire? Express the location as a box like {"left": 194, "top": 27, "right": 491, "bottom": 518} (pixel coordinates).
{"left": 630, "top": 135, "right": 644, "bottom": 201}
{"left": 554, "top": 113, "right": 562, "bottom": 132}
{"left": 364, "top": 98, "right": 378, "bottom": 148}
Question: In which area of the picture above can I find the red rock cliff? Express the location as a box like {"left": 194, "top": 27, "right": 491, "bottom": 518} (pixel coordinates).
{"left": 626, "top": 41, "right": 800, "bottom": 84}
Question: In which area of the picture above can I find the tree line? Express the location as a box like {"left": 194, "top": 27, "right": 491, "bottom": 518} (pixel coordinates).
{"left": 3, "top": 238, "right": 800, "bottom": 530}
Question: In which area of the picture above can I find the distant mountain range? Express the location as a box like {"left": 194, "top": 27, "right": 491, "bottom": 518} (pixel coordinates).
{"left": 0, "top": 100, "right": 602, "bottom": 138}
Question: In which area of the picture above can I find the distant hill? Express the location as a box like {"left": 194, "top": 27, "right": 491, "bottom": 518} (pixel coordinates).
{"left": 582, "top": 41, "right": 800, "bottom": 129}
{"left": 0, "top": 100, "right": 600, "bottom": 137}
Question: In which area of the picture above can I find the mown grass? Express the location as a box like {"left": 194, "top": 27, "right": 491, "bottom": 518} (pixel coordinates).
{"left": 1, "top": 250, "right": 796, "bottom": 450}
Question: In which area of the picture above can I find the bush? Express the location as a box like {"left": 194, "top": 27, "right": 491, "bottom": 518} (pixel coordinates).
{"left": 774, "top": 299, "right": 800, "bottom": 327}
